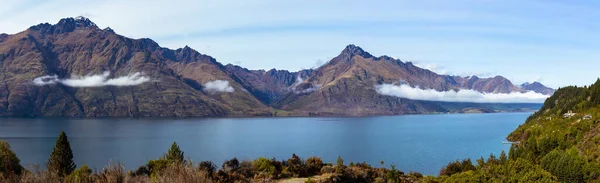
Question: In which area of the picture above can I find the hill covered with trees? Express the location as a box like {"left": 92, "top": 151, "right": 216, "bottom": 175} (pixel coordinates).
{"left": 436, "top": 79, "right": 600, "bottom": 182}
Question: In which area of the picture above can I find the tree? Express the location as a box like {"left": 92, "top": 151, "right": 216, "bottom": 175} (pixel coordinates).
{"left": 164, "top": 141, "right": 184, "bottom": 163}
{"left": 335, "top": 156, "right": 344, "bottom": 174}
{"left": 499, "top": 151, "right": 508, "bottom": 165}
{"left": 47, "top": 131, "right": 76, "bottom": 177}
{"left": 440, "top": 160, "right": 462, "bottom": 176}
{"left": 0, "top": 140, "right": 23, "bottom": 176}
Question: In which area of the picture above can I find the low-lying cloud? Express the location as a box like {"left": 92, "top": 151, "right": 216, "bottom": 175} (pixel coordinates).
{"left": 375, "top": 84, "right": 549, "bottom": 103}
{"left": 33, "top": 71, "right": 151, "bottom": 87}
{"left": 204, "top": 80, "right": 235, "bottom": 93}
{"left": 289, "top": 76, "right": 321, "bottom": 94}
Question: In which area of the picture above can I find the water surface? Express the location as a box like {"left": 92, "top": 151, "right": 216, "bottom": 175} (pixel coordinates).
{"left": 0, "top": 113, "right": 528, "bottom": 175}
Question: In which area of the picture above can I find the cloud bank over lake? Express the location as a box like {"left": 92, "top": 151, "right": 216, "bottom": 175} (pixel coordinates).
{"left": 376, "top": 84, "right": 549, "bottom": 103}
{"left": 33, "top": 72, "right": 151, "bottom": 87}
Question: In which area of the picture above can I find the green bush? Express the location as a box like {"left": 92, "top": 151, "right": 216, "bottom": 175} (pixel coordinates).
{"left": 287, "top": 153, "right": 306, "bottom": 177}
{"left": 252, "top": 157, "right": 276, "bottom": 176}
{"left": 147, "top": 159, "right": 171, "bottom": 175}
{"left": 65, "top": 164, "right": 92, "bottom": 182}
{"left": 305, "top": 156, "right": 323, "bottom": 176}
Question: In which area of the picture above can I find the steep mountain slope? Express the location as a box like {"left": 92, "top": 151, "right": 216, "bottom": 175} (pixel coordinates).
{"left": 0, "top": 17, "right": 271, "bottom": 117}
{"left": 272, "top": 45, "right": 544, "bottom": 115}
{"left": 520, "top": 82, "right": 555, "bottom": 95}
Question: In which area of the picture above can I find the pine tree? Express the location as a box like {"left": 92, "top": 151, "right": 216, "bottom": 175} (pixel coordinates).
{"left": 499, "top": 150, "right": 508, "bottom": 164}
{"left": 0, "top": 140, "right": 24, "bottom": 176}
{"left": 335, "top": 156, "right": 344, "bottom": 174}
{"left": 164, "top": 141, "right": 184, "bottom": 163}
{"left": 47, "top": 131, "right": 76, "bottom": 177}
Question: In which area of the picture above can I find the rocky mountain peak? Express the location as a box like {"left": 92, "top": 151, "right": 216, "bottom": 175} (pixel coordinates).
{"left": 341, "top": 44, "right": 373, "bottom": 59}
{"left": 56, "top": 16, "right": 98, "bottom": 29}
{"left": 103, "top": 27, "right": 115, "bottom": 33}
{"left": 28, "top": 16, "right": 99, "bottom": 35}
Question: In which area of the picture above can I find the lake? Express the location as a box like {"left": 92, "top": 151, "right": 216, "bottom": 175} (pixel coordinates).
{"left": 0, "top": 112, "right": 529, "bottom": 175}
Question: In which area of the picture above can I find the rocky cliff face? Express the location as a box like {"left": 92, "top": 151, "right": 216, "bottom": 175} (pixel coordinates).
{"left": 0, "top": 17, "right": 548, "bottom": 117}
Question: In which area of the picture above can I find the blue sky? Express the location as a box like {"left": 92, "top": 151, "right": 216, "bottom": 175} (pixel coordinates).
{"left": 2, "top": 0, "right": 600, "bottom": 88}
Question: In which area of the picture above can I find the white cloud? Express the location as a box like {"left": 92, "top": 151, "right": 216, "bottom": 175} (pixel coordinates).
{"left": 33, "top": 71, "right": 151, "bottom": 87}
{"left": 289, "top": 76, "right": 321, "bottom": 94}
{"left": 375, "top": 83, "right": 549, "bottom": 103}
{"left": 204, "top": 80, "right": 235, "bottom": 93}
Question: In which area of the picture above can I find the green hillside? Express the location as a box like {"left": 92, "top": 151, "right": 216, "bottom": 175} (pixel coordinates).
{"left": 437, "top": 79, "right": 600, "bottom": 182}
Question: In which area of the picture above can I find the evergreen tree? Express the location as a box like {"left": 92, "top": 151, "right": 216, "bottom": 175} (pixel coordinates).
{"left": 47, "top": 131, "right": 76, "bottom": 177}
{"left": 164, "top": 141, "right": 184, "bottom": 163}
{"left": 335, "top": 156, "right": 344, "bottom": 174}
{"left": 0, "top": 140, "right": 24, "bottom": 176}
{"left": 499, "top": 151, "right": 508, "bottom": 164}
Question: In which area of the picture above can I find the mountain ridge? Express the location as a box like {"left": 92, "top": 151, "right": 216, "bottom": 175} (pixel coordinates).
{"left": 0, "top": 17, "right": 552, "bottom": 117}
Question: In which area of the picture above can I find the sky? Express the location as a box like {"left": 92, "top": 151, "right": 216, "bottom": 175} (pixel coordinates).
{"left": 2, "top": 0, "right": 600, "bottom": 88}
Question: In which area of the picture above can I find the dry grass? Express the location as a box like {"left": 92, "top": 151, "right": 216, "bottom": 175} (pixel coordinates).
{"left": 1, "top": 162, "right": 212, "bottom": 183}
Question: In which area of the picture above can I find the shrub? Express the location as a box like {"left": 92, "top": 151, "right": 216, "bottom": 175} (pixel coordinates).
{"left": 222, "top": 158, "right": 239, "bottom": 173}
{"left": 253, "top": 157, "right": 276, "bottom": 176}
{"left": 65, "top": 164, "right": 92, "bottom": 182}
{"left": 133, "top": 165, "right": 150, "bottom": 176}
{"left": 95, "top": 161, "right": 126, "bottom": 183}
{"left": 287, "top": 153, "right": 306, "bottom": 177}
{"left": 199, "top": 161, "right": 217, "bottom": 176}
{"left": 154, "top": 163, "right": 212, "bottom": 183}
{"left": 147, "top": 159, "right": 171, "bottom": 175}
{"left": 321, "top": 165, "right": 335, "bottom": 174}
{"left": 305, "top": 156, "right": 323, "bottom": 176}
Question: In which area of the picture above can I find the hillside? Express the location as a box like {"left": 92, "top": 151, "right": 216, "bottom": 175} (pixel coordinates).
{"left": 435, "top": 79, "right": 600, "bottom": 182}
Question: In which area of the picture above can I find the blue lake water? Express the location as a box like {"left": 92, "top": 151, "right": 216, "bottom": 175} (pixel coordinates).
{"left": 0, "top": 112, "right": 529, "bottom": 175}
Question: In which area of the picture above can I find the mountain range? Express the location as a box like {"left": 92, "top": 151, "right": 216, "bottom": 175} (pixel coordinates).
{"left": 0, "top": 17, "right": 552, "bottom": 117}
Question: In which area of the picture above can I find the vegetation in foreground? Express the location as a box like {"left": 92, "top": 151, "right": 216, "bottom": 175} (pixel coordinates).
{"left": 0, "top": 131, "right": 555, "bottom": 183}
{"left": 0, "top": 132, "right": 428, "bottom": 183}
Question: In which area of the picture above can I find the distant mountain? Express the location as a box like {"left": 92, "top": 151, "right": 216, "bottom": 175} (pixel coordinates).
{"left": 520, "top": 82, "right": 555, "bottom": 95}
{"left": 0, "top": 17, "right": 547, "bottom": 117}
{"left": 267, "top": 45, "right": 543, "bottom": 115}
{"left": 224, "top": 64, "right": 312, "bottom": 105}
